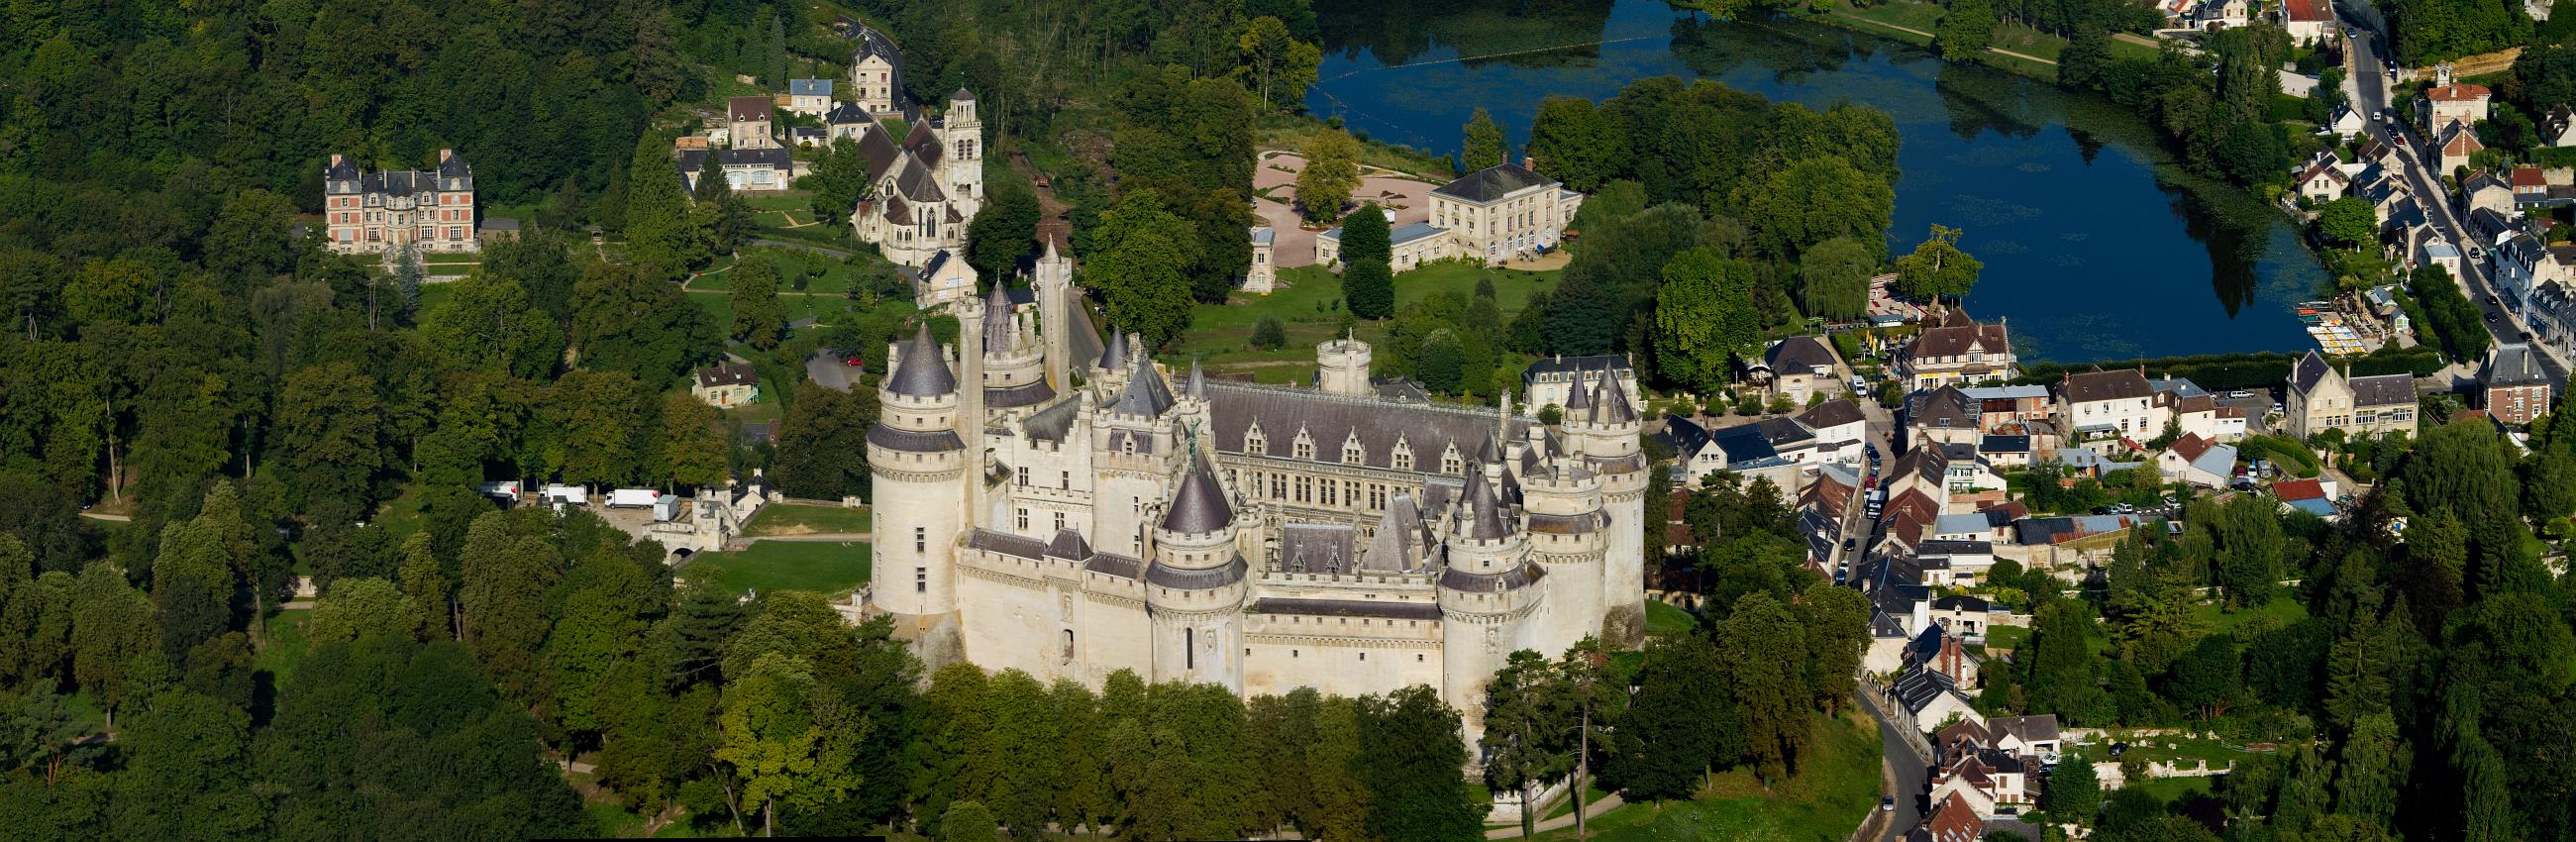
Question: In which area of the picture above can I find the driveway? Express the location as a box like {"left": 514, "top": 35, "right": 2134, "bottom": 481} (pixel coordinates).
{"left": 806, "top": 350, "right": 857, "bottom": 393}
{"left": 1251, "top": 151, "right": 1443, "bottom": 269}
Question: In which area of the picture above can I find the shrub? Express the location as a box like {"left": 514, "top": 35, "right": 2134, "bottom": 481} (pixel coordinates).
{"left": 1250, "top": 315, "right": 1288, "bottom": 351}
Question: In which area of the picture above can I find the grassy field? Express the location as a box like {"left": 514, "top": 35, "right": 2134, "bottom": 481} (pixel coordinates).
{"left": 679, "top": 540, "right": 872, "bottom": 596}
{"left": 1169, "top": 262, "right": 1557, "bottom": 383}
{"left": 417, "top": 281, "right": 456, "bottom": 314}
{"left": 421, "top": 251, "right": 481, "bottom": 264}
{"left": 2132, "top": 775, "right": 2216, "bottom": 803}
{"left": 1825, "top": 2, "right": 2165, "bottom": 81}
{"left": 1984, "top": 623, "right": 2030, "bottom": 653}
{"left": 2189, "top": 592, "right": 2308, "bottom": 635}
{"left": 742, "top": 503, "right": 874, "bottom": 536}
{"left": 1530, "top": 709, "right": 1882, "bottom": 841}
{"left": 1646, "top": 599, "right": 1699, "bottom": 637}
{"left": 690, "top": 247, "right": 865, "bottom": 295}
{"left": 258, "top": 608, "right": 316, "bottom": 690}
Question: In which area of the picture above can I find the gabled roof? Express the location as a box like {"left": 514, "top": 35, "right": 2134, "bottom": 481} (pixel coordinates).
{"left": 2426, "top": 82, "right": 2494, "bottom": 102}
{"left": 728, "top": 95, "right": 773, "bottom": 124}
{"left": 2057, "top": 368, "right": 2154, "bottom": 403}
{"left": 2486, "top": 343, "right": 2550, "bottom": 387}
{"left": 2272, "top": 477, "right": 2327, "bottom": 501}
{"left": 694, "top": 363, "right": 758, "bottom": 388}
{"left": 1765, "top": 336, "right": 1838, "bottom": 372}
{"left": 1799, "top": 399, "right": 1866, "bottom": 431}
{"left": 1431, "top": 162, "right": 1557, "bottom": 203}
{"left": 2292, "top": 349, "right": 2333, "bottom": 394}
{"left": 789, "top": 78, "right": 834, "bottom": 97}
{"left": 2349, "top": 372, "right": 2416, "bottom": 407}
{"left": 1910, "top": 385, "right": 1980, "bottom": 430}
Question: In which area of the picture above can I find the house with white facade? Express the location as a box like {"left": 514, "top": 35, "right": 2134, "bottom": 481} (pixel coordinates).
{"left": 786, "top": 78, "right": 835, "bottom": 117}
{"left": 2054, "top": 368, "right": 2165, "bottom": 451}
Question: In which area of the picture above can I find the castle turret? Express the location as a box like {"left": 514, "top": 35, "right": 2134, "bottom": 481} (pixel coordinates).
{"left": 1147, "top": 451, "right": 1249, "bottom": 691}
{"left": 943, "top": 89, "right": 984, "bottom": 207}
{"left": 1091, "top": 349, "right": 1181, "bottom": 558}
{"left": 1318, "top": 334, "right": 1373, "bottom": 397}
{"left": 1576, "top": 367, "right": 1648, "bottom": 647}
{"left": 870, "top": 325, "right": 971, "bottom": 616}
{"left": 1438, "top": 466, "right": 1546, "bottom": 748}
{"left": 980, "top": 280, "right": 1053, "bottom": 423}
{"left": 1034, "top": 239, "right": 1075, "bottom": 388}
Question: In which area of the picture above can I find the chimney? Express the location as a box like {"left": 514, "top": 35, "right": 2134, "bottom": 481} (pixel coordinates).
{"left": 1940, "top": 634, "right": 1965, "bottom": 684}
{"left": 439, "top": 149, "right": 453, "bottom": 162}
{"left": 329, "top": 154, "right": 345, "bottom": 166}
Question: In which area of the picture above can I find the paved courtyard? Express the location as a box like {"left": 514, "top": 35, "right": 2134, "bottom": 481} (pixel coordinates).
{"left": 1251, "top": 150, "right": 1443, "bottom": 270}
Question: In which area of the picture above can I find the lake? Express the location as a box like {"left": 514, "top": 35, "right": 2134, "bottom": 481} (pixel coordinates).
{"left": 1306, "top": 0, "right": 2320, "bottom": 363}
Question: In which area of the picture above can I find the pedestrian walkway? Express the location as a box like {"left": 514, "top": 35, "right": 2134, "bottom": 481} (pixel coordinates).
{"left": 1484, "top": 791, "right": 1627, "bottom": 839}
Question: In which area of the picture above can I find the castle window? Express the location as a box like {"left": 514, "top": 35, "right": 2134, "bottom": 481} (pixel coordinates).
{"left": 1343, "top": 436, "right": 1366, "bottom": 465}
{"left": 1063, "top": 630, "right": 1075, "bottom": 663}
{"left": 1293, "top": 434, "right": 1314, "bottom": 461}
{"left": 1360, "top": 652, "right": 1367, "bottom": 661}
{"left": 915, "top": 527, "right": 926, "bottom": 554}
{"left": 1016, "top": 508, "right": 1028, "bottom": 530}
{"left": 1418, "top": 654, "right": 1425, "bottom": 662}
{"left": 1121, "top": 435, "right": 1135, "bottom": 455}
{"left": 1392, "top": 449, "right": 1414, "bottom": 472}
{"left": 1443, "top": 451, "right": 1463, "bottom": 475}
{"left": 915, "top": 567, "right": 926, "bottom": 592}
{"left": 1054, "top": 511, "right": 1066, "bottom": 531}
{"left": 1246, "top": 427, "right": 1266, "bottom": 454}
{"left": 1185, "top": 628, "right": 1194, "bottom": 670}
{"left": 1017, "top": 466, "right": 1029, "bottom": 485}
{"left": 1294, "top": 476, "right": 1311, "bottom": 503}
{"left": 1322, "top": 481, "right": 1337, "bottom": 506}
{"left": 1062, "top": 471, "right": 1071, "bottom": 489}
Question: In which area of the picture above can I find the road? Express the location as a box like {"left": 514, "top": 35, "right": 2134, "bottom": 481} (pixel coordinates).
{"left": 2341, "top": 21, "right": 2572, "bottom": 388}
{"left": 1856, "top": 684, "right": 1931, "bottom": 842}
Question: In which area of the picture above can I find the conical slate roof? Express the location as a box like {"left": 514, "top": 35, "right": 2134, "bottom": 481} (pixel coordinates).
{"left": 981, "top": 281, "right": 1014, "bottom": 352}
{"left": 1499, "top": 462, "right": 1524, "bottom": 507}
{"left": 1114, "top": 358, "right": 1176, "bottom": 417}
{"left": 1186, "top": 359, "right": 1206, "bottom": 399}
{"left": 1564, "top": 367, "right": 1592, "bottom": 412}
{"left": 1099, "top": 328, "right": 1128, "bottom": 370}
{"left": 1594, "top": 368, "right": 1637, "bottom": 425}
{"left": 1161, "top": 454, "right": 1233, "bottom": 534}
{"left": 1476, "top": 434, "right": 1500, "bottom": 464}
{"left": 1458, "top": 465, "right": 1512, "bottom": 541}
{"left": 887, "top": 324, "right": 957, "bottom": 397}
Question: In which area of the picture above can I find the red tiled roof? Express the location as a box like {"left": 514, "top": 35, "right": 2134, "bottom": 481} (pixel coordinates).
{"left": 2169, "top": 432, "right": 2212, "bottom": 463}
{"left": 2272, "top": 477, "right": 2326, "bottom": 501}
{"left": 2284, "top": 0, "right": 2331, "bottom": 21}
{"left": 2513, "top": 166, "right": 2547, "bottom": 188}
{"left": 2427, "top": 83, "right": 2493, "bottom": 102}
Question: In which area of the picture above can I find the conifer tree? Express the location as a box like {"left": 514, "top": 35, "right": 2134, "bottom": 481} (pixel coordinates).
{"left": 1340, "top": 205, "right": 1393, "bottom": 319}
{"left": 1463, "top": 107, "right": 1506, "bottom": 171}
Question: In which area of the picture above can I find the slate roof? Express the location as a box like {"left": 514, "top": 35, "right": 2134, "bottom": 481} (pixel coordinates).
{"left": 1910, "top": 385, "right": 1980, "bottom": 430}
{"left": 1765, "top": 335, "right": 1838, "bottom": 374}
{"left": 694, "top": 364, "right": 758, "bottom": 388}
{"left": 969, "top": 528, "right": 1049, "bottom": 560}
{"left": 2057, "top": 368, "right": 2154, "bottom": 403}
{"left": 1799, "top": 398, "right": 1866, "bottom": 431}
{"left": 1458, "top": 470, "right": 1514, "bottom": 540}
{"left": 866, "top": 425, "right": 962, "bottom": 453}
{"left": 1360, "top": 494, "right": 1436, "bottom": 573}
{"left": 1203, "top": 380, "right": 1528, "bottom": 473}
{"left": 2349, "top": 372, "right": 2417, "bottom": 407}
{"left": 1252, "top": 598, "right": 1443, "bottom": 621}
{"left": 1431, "top": 162, "right": 1556, "bottom": 203}
{"left": 2487, "top": 343, "right": 2550, "bottom": 387}
{"left": 789, "top": 78, "right": 833, "bottom": 97}
{"left": 1047, "top": 528, "right": 1093, "bottom": 560}
{"left": 1146, "top": 556, "right": 1247, "bottom": 589}
{"left": 1280, "top": 523, "right": 1356, "bottom": 574}
{"left": 728, "top": 95, "right": 773, "bottom": 124}
{"left": 2292, "top": 350, "right": 2333, "bottom": 394}
{"left": 886, "top": 325, "right": 956, "bottom": 397}
{"left": 1161, "top": 454, "right": 1234, "bottom": 534}
{"left": 1905, "top": 318, "right": 2010, "bottom": 363}
{"left": 1524, "top": 355, "right": 1633, "bottom": 378}
{"left": 1111, "top": 360, "right": 1177, "bottom": 417}
{"left": 823, "top": 102, "right": 873, "bottom": 126}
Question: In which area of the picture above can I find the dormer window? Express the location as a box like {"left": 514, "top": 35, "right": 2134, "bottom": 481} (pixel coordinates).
{"left": 1441, "top": 444, "right": 1464, "bottom": 476}
{"left": 1391, "top": 438, "right": 1415, "bottom": 472}
{"left": 1245, "top": 423, "right": 1267, "bottom": 455}
{"left": 1120, "top": 434, "right": 1136, "bottom": 455}
{"left": 1343, "top": 433, "right": 1367, "bottom": 465}
{"left": 1292, "top": 430, "right": 1315, "bottom": 461}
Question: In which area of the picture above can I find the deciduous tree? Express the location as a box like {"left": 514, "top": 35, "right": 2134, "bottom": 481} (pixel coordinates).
{"left": 1463, "top": 107, "right": 1506, "bottom": 171}
{"left": 1296, "top": 129, "right": 1362, "bottom": 222}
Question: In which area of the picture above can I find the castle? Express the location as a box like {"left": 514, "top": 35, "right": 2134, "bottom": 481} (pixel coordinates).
{"left": 845, "top": 89, "right": 984, "bottom": 270}
{"left": 867, "top": 244, "right": 1648, "bottom": 746}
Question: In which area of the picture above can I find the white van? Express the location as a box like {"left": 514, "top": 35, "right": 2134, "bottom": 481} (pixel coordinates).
{"left": 608, "top": 488, "right": 662, "bottom": 509}
{"left": 540, "top": 484, "right": 587, "bottom": 507}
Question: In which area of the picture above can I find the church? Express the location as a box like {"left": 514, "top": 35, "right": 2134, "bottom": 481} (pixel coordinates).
{"left": 845, "top": 89, "right": 985, "bottom": 269}
{"left": 866, "top": 243, "right": 1649, "bottom": 747}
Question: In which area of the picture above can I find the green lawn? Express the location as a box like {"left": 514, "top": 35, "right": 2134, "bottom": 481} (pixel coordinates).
{"left": 421, "top": 252, "right": 481, "bottom": 265}
{"left": 1645, "top": 599, "right": 1699, "bottom": 637}
{"left": 742, "top": 503, "right": 874, "bottom": 537}
{"left": 1169, "top": 262, "right": 1556, "bottom": 382}
{"left": 1983, "top": 624, "right": 2030, "bottom": 653}
{"left": 1531, "top": 710, "right": 1881, "bottom": 841}
{"left": 2132, "top": 775, "right": 2216, "bottom": 803}
{"left": 2189, "top": 592, "right": 2308, "bottom": 635}
{"left": 687, "top": 288, "right": 853, "bottom": 333}
{"left": 679, "top": 540, "right": 872, "bottom": 596}
{"left": 257, "top": 608, "right": 315, "bottom": 690}
{"left": 416, "top": 281, "right": 455, "bottom": 314}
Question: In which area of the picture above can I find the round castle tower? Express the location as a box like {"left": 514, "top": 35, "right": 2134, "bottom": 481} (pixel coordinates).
{"left": 1147, "top": 452, "right": 1249, "bottom": 692}
{"left": 1560, "top": 366, "right": 1648, "bottom": 647}
{"left": 979, "top": 281, "right": 1054, "bottom": 422}
{"left": 1439, "top": 466, "right": 1547, "bottom": 747}
{"left": 870, "top": 325, "right": 970, "bottom": 616}
{"left": 1317, "top": 335, "right": 1372, "bottom": 397}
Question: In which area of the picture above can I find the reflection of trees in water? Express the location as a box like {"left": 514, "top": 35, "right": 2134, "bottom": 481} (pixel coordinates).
{"left": 2171, "top": 184, "right": 2265, "bottom": 317}
{"left": 1932, "top": 64, "right": 2043, "bottom": 142}
{"left": 1312, "top": 0, "right": 1616, "bottom": 68}
{"left": 2067, "top": 128, "right": 2105, "bottom": 165}
{"left": 1668, "top": 14, "right": 1862, "bottom": 84}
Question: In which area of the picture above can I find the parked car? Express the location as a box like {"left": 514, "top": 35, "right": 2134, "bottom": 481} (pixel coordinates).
{"left": 1881, "top": 796, "right": 1897, "bottom": 812}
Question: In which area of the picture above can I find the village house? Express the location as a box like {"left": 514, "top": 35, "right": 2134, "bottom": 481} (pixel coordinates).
{"left": 786, "top": 78, "right": 834, "bottom": 117}
{"left": 1757, "top": 336, "right": 1844, "bottom": 404}
{"left": 2437, "top": 123, "right": 2487, "bottom": 176}
{"left": 676, "top": 148, "right": 794, "bottom": 193}
{"left": 2482, "top": 343, "right": 2553, "bottom": 424}
{"left": 2166, "top": 391, "right": 2247, "bottom": 442}
{"left": 848, "top": 24, "right": 906, "bottom": 115}
{"left": 2512, "top": 166, "right": 2551, "bottom": 210}
{"left": 1798, "top": 399, "right": 1870, "bottom": 463}
{"left": 2157, "top": 432, "right": 2239, "bottom": 488}
{"left": 2325, "top": 102, "right": 2368, "bottom": 139}
{"left": 2462, "top": 170, "right": 2514, "bottom": 216}
{"left": 2421, "top": 71, "right": 2494, "bottom": 135}
{"left": 727, "top": 96, "right": 777, "bottom": 150}
{"left": 1243, "top": 227, "right": 1278, "bottom": 292}
{"left": 2053, "top": 368, "right": 2165, "bottom": 451}
{"left": 1908, "top": 791, "right": 1984, "bottom": 842}
{"left": 1898, "top": 310, "right": 2015, "bottom": 389}
{"left": 1521, "top": 356, "right": 1641, "bottom": 418}
{"left": 823, "top": 102, "right": 875, "bottom": 142}
{"left": 2285, "top": 350, "right": 2420, "bottom": 440}
{"left": 2546, "top": 105, "right": 2576, "bottom": 147}
{"left": 691, "top": 364, "right": 760, "bottom": 408}
{"left": 1907, "top": 385, "right": 1984, "bottom": 450}
{"left": 904, "top": 249, "right": 978, "bottom": 309}
{"left": 2280, "top": 0, "right": 2334, "bottom": 43}
{"left": 848, "top": 90, "right": 985, "bottom": 270}
{"left": 322, "top": 149, "right": 479, "bottom": 255}
{"left": 2274, "top": 476, "right": 2340, "bottom": 519}
{"left": 2296, "top": 158, "right": 2351, "bottom": 202}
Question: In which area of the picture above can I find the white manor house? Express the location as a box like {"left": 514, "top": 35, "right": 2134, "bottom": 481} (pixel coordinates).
{"left": 866, "top": 244, "right": 1648, "bottom": 745}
